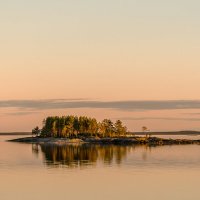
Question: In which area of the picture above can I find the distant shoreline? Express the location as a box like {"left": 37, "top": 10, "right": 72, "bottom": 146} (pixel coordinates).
{"left": 0, "top": 132, "right": 31, "bottom": 136}
{"left": 134, "top": 131, "right": 200, "bottom": 135}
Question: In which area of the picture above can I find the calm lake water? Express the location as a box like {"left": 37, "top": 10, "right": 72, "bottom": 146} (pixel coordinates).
{"left": 1, "top": 135, "right": 200, "bottom": 200}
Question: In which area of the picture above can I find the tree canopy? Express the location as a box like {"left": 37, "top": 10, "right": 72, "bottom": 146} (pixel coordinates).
{"left": 37, "top": 115, "right": 127, "bottom": 138}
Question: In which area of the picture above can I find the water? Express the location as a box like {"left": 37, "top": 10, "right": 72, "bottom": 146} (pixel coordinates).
{"left": 1, "top": 135, "right": 200, "bottom": 200}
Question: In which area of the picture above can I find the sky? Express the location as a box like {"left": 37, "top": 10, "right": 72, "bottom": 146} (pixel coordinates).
{"left": 0, "top": 0, "right": 200, "bottom": 132}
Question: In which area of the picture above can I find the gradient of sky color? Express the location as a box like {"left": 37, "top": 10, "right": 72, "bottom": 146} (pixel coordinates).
{"left": 0, "top": 0, "right": 200, "bottom": 131}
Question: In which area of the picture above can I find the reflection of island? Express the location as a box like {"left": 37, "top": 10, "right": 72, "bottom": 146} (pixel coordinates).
{"left": 32, "top": 144, "right": 133, "bottom": 168}
{"left": 32, "top": 144, "right": 200, "bottom": 169}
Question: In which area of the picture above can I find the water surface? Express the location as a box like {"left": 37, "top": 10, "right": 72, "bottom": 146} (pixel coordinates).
{"left": 1, "top": 135, "right": 200, "bottom": 200}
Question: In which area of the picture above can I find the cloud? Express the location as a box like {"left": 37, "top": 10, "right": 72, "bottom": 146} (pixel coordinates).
{"left": 183, "top": 113, "right": 200, "bottom": 116}
{"left": 1, "top": 99, "right": 200, "bottom": 111}
{"left": 118, "top": 117, "right": 200, "bottom": 121}
{"left": 4, "top": 111, "right": 41, "bottom": 116}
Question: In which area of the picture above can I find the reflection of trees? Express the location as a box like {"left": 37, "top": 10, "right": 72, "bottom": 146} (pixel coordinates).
{"left": 32, "top": 144, "right": 39, "bottom": 157}
{"left": 41, "top": 144, "right": 98, "bottom": 168}
{"left": 32, "top": 144, "right": 133, "bottom": 168}
{"left": 98, "top": 145, "right": 131, "bottom": 165}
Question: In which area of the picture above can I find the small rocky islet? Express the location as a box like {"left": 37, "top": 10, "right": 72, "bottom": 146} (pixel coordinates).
{"left": 8, "top": 136, "right": 200, "bottom": 146}
{"left": 9, "top": 115, "right": 200, "bottom": 146}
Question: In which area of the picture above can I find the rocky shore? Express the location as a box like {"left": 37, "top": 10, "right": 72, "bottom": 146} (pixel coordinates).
{"left": 8, "top": 136, "right": 200, "bottom": 146}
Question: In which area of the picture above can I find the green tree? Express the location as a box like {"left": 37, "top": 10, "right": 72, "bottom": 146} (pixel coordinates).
{"left": 115, "top": 120, "right": 127, "bottom": 137}
{"left": 142, "top": 126, "right": 149, "bottom": 138}
{"left": 65, "top": 116, "right": 75, "bottom": 137}
{"left": 73, "top": 116, "right": 79, "bottom": 137}
{"left": 38, "top": 115, "right": 128, "bottom": 138}
{"left": 32, "top": 126, "right": 40, "bottom": 137}
{"left": 89, "top": 118, "right": 98, "bottom": 137}
{"left": 101, "top": 119, "right": 115, "bottom": 137}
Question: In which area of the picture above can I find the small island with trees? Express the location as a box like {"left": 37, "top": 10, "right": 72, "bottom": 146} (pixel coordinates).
{"left": 35, "top": 115, "right": 127, "bottom": 138}
{"left": 9, "top": 115, "right": 200, "bottom": 145}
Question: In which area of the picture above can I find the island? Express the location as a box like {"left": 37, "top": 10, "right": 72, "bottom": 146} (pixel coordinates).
{"left": 9, "top": 115, "right": 200, "bottom": 146}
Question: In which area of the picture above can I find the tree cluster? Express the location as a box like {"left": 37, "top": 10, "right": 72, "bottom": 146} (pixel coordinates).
{"left": 33, "top": 115, "right": 127, "bottom": 138}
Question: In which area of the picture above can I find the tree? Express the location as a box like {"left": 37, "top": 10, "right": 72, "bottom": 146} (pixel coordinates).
{"left": 65, "top": 116, "right": 75, "bottom": 137}
{"left": 115, "top": 120, "right": 127, "bottom": 137}
{"left": 73, "top": 116, "right": 79, "bottom": 137}
{"left": 142, "top": 126, "right": 149, "bottom": 138}
{"left": 101, "top": 119, "right": 115, "bottom": 137}
{"left": 56, "top": 116, "right": 65, "bottom": 137}
{"left": 41, "top": 117, "right": 55, "bottom": 137}
{"left": 98, "top": 122, "right": 106, "bottom": 137}
{"left": 32, "top": 126, "right": 40, "bottom": 137}
{"left": 89, "top": 118, "right": 98, "bottom": 137}
{"left": 38, "top": 115, "right": 128, "bottom": 138}
{"left": 79, "top": 116, "right": 90, "bottom": 134}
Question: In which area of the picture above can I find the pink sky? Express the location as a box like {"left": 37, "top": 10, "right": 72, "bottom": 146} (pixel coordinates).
{"left": 0, "top": 0, "right": 200, "bottom": 131}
